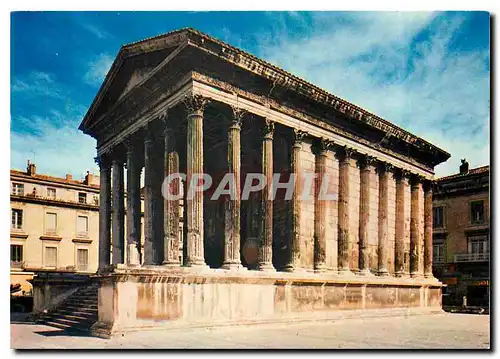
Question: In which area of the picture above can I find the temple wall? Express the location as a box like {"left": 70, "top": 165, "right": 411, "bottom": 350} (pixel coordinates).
{"left": 325, "top": 151, "right": 339, "bottom": 271}
{"left": 91, "top": 271, "right": 443, "bottom": 337}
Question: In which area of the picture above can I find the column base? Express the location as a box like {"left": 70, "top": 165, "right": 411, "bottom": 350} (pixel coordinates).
{"left": 424, "top": 273, "right": 438, "bottom": 280}
{"left": 357, "top": 268, "right": 374, "bottom": 276}
{"left": 314, "top": 263, "right": 328, "bottom": 273}
{"left": 161, "top": 261, "right": 181, "bottom": 267}
{"left": 283, "top": 264, "right": 306, "bottom": 273}
{"left": 127, "top": 244, "right": 141, "bottom": 266}
{"left": 337, "top": 267, "right": 354, "bottom": 276}
{"left": 221, "top": 262, "right": 245, "bottom": 271}
{"left": 395, "top": 271, "right": 409, "bottom": 278}
{"left": 410, "top": 271, "right": 424, "bottom": 279}
{"left": 185, "top": 261, "right": 210, "bottom": 271}
{"left": 377, "top": 269, "right": 390, "bottom": 277}
{"left": 257, "top": 263, "right": 275, "bottom": 272}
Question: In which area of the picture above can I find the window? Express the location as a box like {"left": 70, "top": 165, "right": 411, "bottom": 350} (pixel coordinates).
{"left": 76, "top": 248, "right": 89, "bottom": 271}
{"left": 47, "top": 188, "right": 56, "bottom": 199}
{"left": 468, "top": 235, "right": 488, "bottom": 256}
{"left": 433, "top": 243, "right": 445, "bottom": 264}
{"left": 45, "top": 212, "right": 57, "bottom": 235}
{"left": 11, "top": 209, "right": 23, "bottom": 230}
{"left": 433, "top": 206, "right": 444, "bottom": 228}
{"left": 470, "top": 201, "right": 485, "bottom": 225}
{"left": 77, "top": 215, "right": 89, "bottom": 236}
{"left": 78, "top": 192, "right": 87, "bottom": 204}
{"left": 45, "top": 247, "right": 57, "bottom": 267}
{"left": 12, "top": 183, "right": 24, "bottom": 196}
{"left": 11, "top": 245, "right": 23, "bottom": 267}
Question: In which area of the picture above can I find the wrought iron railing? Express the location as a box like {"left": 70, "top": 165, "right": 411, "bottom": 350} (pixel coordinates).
{"left": 453, "top": 253, "right": 489, "bottom": 263}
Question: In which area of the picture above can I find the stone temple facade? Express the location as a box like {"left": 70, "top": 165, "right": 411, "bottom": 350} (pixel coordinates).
{"left": 79, "top": 28, "right": 450, "bottom": 336}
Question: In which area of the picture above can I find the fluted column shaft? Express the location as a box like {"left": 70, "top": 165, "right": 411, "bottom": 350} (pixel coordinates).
{"left": 185, "top": 95, "right": 207, "bottom": 267}
{"left": 358, "top": 156, "right": 375, "bottom": 275}
{"left": 111, "top": 159, "right": 125, "bottom": 264}
{"left": 285, "top": 129, "right": 306, "bottom": 272}
{"left": 143, "top": 130, "right": 156, "bottom": 265}
{"left": 410, "top": 179, "right": 423, "bottom": 277}
{"left": 337, "top": 147, "right": 354, "bottom": 274}
{"left": 395, "top": 171, "right": 410, "bottom": 277}
{"left": 223, "top": 109, "right": 243, "bottom": 269}
{"left": 97, "top": 157, "right": 111, "bottom": 271}
{"left": 126, "top": 144, "right": 142, "bottom": 266}
{"left": 424, "top": 181, "right": 434, "bottom": 278}
{"left": 163, "top": 127, "right": 181, "bottom": 266}
{"left": 313, "top": 139, "right": 328, "bottom": 272}
{"left": 377, "top": 163, "right": 391, "bottom": 276}
{"left": 258, "top": 119, "right": 275, "bottom": 271}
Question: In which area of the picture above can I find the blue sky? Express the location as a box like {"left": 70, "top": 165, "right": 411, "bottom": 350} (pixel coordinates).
{"left": 11, "top": 11, "right": 489, "bottom": 179}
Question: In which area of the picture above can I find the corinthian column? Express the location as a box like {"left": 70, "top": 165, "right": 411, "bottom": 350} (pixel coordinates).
{"left": 111, "top": 157, "right": 125, "bottom": 264}
{"left": 163, "top": 124, "right": 181, "bottom": 267}
{"left": 358, "top": 155, "right": 376, "bottom": 276}
{"left": 395, "top": 169, "right": 410, "bottom": 277}
{"left": 258, "top": 119, "right": 275, "bottom": 271}
{"left": 312, "top": 138, "right": 330, "bottom": 272}
{"left": 125, "top": 139, "right": 142, "bottom": 266}
{"left": 336, "top": 146, "right": 356, "bottom": 275}
{"left": 96, "top": 155, "right": 111, "bottom": 271}
{"left": 143, "top": 128, "right": 156, "bottom": 265}
{"left": 184, "top": 94, "right": 209, "bottom": 268}
{"left": 284, "top": 129, "right": 307, "bottom": 272}
{"left": 222, "top": 106, "right": 244, "bottom": 270}
{"left": 424, "top": 180, "right": 434, "bottom": 278}
{"left": 410, "top": 176, "right": 423, "bottom": 278}
{"left": 377, "top": 162, "right": 392, "bottom": 276}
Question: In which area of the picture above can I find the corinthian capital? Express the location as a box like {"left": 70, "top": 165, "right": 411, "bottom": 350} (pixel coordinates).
{"left": 262, "top": 118, "right": 275, "bottom": 138}
{"left": 335, "top": 145, "right": 357, "bottom": 162}
{"left": 312, "top": 137, "right": 332, "bottom": 155}
{"left": 183, "top": 94, "right": 209, "bottom": 115}
{"left": 293, "top": 129, "right": 307, "bottom": 144}
{"left": 230, "top": 106, "right": 246, "bottom": 129}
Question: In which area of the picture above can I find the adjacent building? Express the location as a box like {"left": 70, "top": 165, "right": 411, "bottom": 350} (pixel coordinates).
{"left": 432, "top": 160, "right": 490, "bottom": 307}
{"left": 10, "top": 161, "right": 101, "bottom": 295}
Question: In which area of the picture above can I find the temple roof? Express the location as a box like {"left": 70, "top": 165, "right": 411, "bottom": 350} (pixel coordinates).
{"left": 80, "top": 27, "right": 450, "bottom": 165}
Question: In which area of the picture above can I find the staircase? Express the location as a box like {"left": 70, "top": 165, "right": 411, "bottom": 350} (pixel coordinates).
{"left": 38, "top": 282, "right": 98, "bottom": 333}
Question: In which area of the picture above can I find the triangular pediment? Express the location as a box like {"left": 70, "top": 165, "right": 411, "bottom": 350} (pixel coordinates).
{"left": 81, "top": 29, "right": 191, "bottom": 132}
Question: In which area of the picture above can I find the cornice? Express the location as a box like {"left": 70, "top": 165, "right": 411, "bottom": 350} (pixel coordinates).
{"left": 192, "top": 72, "right": 435, "bottom": 175}
{"left": 10, "top": 195, "right": 100, "bottom": 211}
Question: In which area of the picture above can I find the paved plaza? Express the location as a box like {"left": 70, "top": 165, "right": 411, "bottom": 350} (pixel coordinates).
{"left": 11, "top": 313, "right": 490, "bottom": 349}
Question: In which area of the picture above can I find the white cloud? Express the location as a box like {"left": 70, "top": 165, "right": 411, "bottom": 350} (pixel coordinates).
{"left": 11, "top": 112, "right": 98, "bottom": 180}
{"left": 254, "top": 12, "right": 489, "bottom": 177}
{"left": 11, "top": 71, "right": 62, "bottom": 98}
{"left": 84, "top": 53, "right": 113, "bottom": 86}
{"left": 81, "top": 22, "right": 111, "bottom": 39}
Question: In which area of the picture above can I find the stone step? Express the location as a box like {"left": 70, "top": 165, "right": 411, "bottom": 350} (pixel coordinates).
{"left": 63, "top": 300, "right": 97, "bottom": 306}
{"left": 57, "top": 310, "right": 97, "bottom": 319}
{"left": 46, "top": 316, "right": 95, "bottom": 326}
{"left": 62, "top": 305, "right": 98, "bottom": 312}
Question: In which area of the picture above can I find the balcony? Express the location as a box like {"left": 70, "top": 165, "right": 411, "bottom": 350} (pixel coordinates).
{"left": 453, "top": 253, "right": 489, "bottom": 263}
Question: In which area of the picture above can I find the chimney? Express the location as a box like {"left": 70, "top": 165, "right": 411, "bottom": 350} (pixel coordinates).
{"left": 66, "top": 173, "right": 73, "bottom": 181}
{"left": 84, "top": 171, "right": 99, "bottom": 186}
{"left": 459, "top": 158, "right": 469, "bottom": 175}
{"left": 27, "top": 160, "right": 36, "bottom": 176}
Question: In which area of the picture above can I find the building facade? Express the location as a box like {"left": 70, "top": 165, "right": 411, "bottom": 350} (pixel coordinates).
{"left": 75, "top": 28, "right": 450, "bottom": 335}
{"left": 432, "top": 161, "right": 489, "bottom": 307}
{"left": 10, "top": 161, "right": 100, "bottom": 295}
